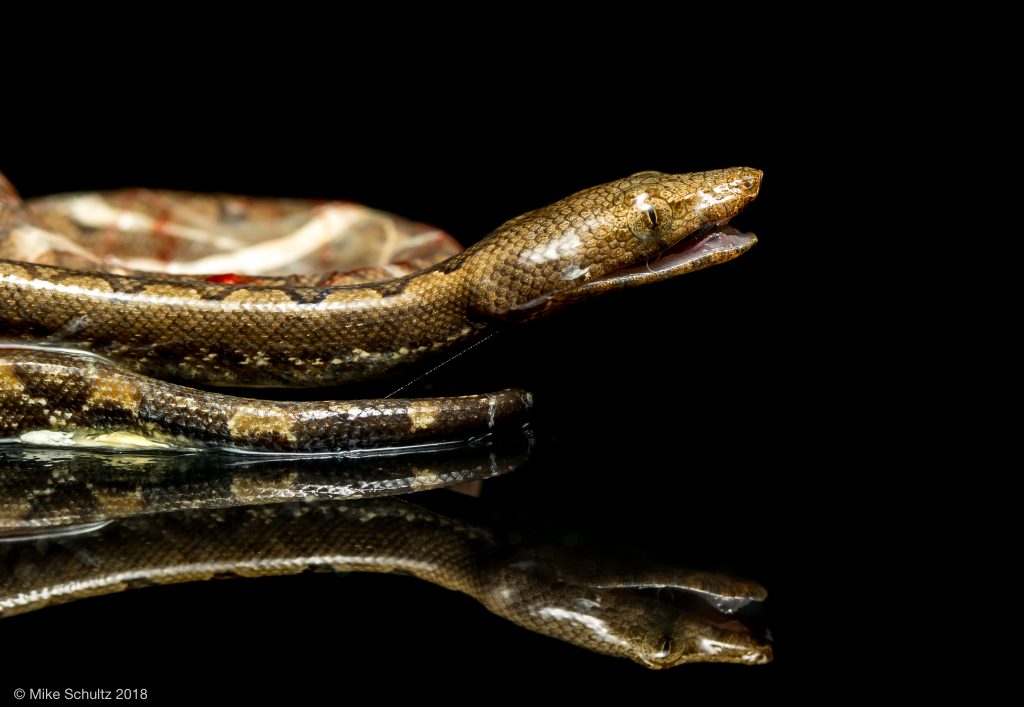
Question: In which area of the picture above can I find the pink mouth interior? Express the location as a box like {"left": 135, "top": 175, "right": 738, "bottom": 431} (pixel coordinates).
{"left": 593, "top": 225, "right": 757, "bottom": 283}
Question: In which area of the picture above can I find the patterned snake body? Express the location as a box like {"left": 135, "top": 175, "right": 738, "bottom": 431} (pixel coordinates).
{"left": 0, "top": 497, "right": 771, "bottom": 668}
{"left": 0, "top": 169, "right": 760, "bottom": 451}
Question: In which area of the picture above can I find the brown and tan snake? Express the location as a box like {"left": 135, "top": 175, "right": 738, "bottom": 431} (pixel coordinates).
{"left": 0, "top": 169, "right": 760, "bottom": 453}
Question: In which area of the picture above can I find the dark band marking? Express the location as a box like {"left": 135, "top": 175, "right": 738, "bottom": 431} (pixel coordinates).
{"left": 370, "top": 279, "right": 411, "bottom": 298}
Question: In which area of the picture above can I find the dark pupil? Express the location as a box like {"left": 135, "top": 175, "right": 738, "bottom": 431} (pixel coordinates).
{"left": 642, "top": 203, "right": 658, "bottom": 229}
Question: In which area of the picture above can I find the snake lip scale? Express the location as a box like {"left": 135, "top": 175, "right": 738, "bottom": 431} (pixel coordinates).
{"left": 0, "top": 168, "right": 761, "bottom": 452}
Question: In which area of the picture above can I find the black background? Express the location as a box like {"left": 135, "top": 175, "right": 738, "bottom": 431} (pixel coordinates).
{"left": 1, "top": 71, "right": 859, "bottom": 702}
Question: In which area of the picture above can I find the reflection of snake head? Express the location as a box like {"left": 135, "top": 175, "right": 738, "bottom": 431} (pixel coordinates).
{"left": 481, "top": 546, "right": 771, "bottom": 668}
{"left": 641, "top": 610, "right": 773, "bottom": 669}
{"left": 464, "top": 168, "right": 762, "bottom": 321}
{"left": 568, "top": 590, "right": 772, "bottom": 669}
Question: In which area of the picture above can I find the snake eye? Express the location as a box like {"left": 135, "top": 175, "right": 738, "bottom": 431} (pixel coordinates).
{"left": 628, "top": 193, "right": 673, "bottom": 241}
{"left": 654, "top": 636, "right": 673, "bottom": 660}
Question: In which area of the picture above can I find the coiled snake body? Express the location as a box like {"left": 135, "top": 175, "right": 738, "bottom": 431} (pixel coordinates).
{"left": 0, "top": 169, "right": 760, "bottom": 452}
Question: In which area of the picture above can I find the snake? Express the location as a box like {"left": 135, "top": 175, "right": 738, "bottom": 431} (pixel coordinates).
{"left": 0, "top": 494, "right": 771, "bottom": 668}
{"left": 0, "top": 168, "right": 761, "bottom": 453}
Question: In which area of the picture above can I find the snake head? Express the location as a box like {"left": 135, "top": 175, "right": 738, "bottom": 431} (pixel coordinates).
{"left": 577, "top": 584, "right": 771, "bottom": 669}
{"left": 465, "top": 167, "right": 761, "bottom": 321}
{"left": 637, "top": 612, "right": 773, "bottom": 669}
{"left": 485, "top": 545, "right": 771, "bottom": 669}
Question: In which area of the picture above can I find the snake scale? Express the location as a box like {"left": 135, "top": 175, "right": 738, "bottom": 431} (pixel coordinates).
{"left": 0, "top": 169, "right": 760, "bottom": 452}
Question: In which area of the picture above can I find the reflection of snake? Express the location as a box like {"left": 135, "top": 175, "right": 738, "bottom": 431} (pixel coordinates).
{"left": 0, "top": 497, "right": 771, "bottom": 668}
{"left": 0, "top": 169, "right": 760, "bottom": 452}
{"left": 0, "top": 435, "right": 531, "bottom": 531}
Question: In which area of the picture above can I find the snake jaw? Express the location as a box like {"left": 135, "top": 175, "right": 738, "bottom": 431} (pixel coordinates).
{"left": 580, "top": 225, "right": 757, "bottom": 290}
{"left": 504, "top": 226, "right": 757, "bottom": 322}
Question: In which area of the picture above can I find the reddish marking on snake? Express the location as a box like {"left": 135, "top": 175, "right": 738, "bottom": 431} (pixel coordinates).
{"left": 203, "top": 273, "right": 261, "bottom": 284}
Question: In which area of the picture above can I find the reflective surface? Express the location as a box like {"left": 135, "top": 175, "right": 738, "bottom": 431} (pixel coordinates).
{"left": 0, "top": 439, "right": 769, "bottom": 670}
{"left": 0, "top": 434, "right": 531, "bottom": 531}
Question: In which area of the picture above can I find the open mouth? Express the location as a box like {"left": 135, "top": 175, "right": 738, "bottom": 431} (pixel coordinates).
{"left": 508, "top": 219, "right": 757, "bottom": 319}
{"left": 583, "top": 221, "right": 757, "bottom": 292}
